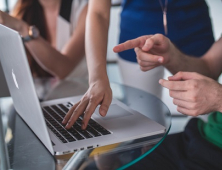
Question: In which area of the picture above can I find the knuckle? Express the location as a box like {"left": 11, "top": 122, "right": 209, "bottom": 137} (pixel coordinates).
{"left": 126, "top": 40, "right": 133, "bottom": 47}
{"left": 190, "top": 95, "right": 197, "bottom": 102}
{"left": 140, "top": 62, "right": 147, "bottom": 67}
{"left": 149, "top": 36, "right": 155, "bottom": 43}
{"left": 173, "top": 99, "right": 177, "bottom": 105}
{"left": 89, "top": 95, "right": 102, "bottom": 104}
{"left": 139, "top": 37, "right": 146, "bottom": 46}
{"left": 155, "top": 33, "right": 164, "bottom": 40}
{"left": 84, "top": 109, "right": 90, "bottom": 115}
{"left": 89, "top": 95, "right": 96, "bottom": 102}
{"left": 177, "top": 107, "right": 186, "bottom": 116}
{"left": 137, "top": 59, "right": 142, "bottom": 65}
{"left": 136, "top": 48, "right": 141, "bottom": 55}
{"left": 137, "top": 53, "right": 143, "bottom": 61}
{"left": 177, "top": 107, "right": 183, "bottom": 114}
{"left": 145, "top": 38, "right": 150, "bottom": 44}
{"left": 190, "top": 80, "right": 198, "bottom": 89}
{"left": 191, "top": 110, "right": 199, "bottom": 117}
{"left": 177, "top": 71, "right": 183, "bottom": 77}
{"left": 140, "top": 66, "right": 147, "bottom": 72}
{"left": 169, "top": 91, "right": 173, "bottom": 97}
{"left": 81, "top": 95, "right": 88, "bottom": 102}
{"left": 101, "top": 104, "right": 109, "bottom": 111}
{"left": 73, "top": 109, "right": 79, "bottom": 115}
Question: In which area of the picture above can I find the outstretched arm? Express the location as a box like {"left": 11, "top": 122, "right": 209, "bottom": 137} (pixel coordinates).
{"left": 114, "top": 34, "right": 222, "bottom": 80}
{"left": 114, "top": 34, "right": 222, "bottom": 116}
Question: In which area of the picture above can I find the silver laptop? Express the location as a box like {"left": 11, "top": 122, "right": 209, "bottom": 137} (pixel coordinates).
{"left": 0, "top": 24, "right": 165, "bottom": 155}
{"left": 0, "top": 62, "right": 10, "bottom": 97}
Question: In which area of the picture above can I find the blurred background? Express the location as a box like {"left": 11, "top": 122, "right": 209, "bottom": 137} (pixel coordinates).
{"left": 0, "top": 0, "right": 222, "bottom": 134}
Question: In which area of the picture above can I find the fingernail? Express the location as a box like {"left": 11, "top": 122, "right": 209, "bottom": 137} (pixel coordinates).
{"left": 113, "top": 46, "right": 119, "bottom": 52}
{"left": 62, "top": 119, "right": 66, "bottom": 124}
{"left": 81, "top": 122, "right": 85, "bottom": 129}
{"left": 159, "top": 79, "right": 163, "bottom": 84}
{"left": 158, "top": 57, "right": 163, "bottom": 63}
{"left": 65, "top": 121, "right": 70, "bottom": 127}
{"left": 144, "top": 43, "right": 149, "bottom": 47}
{"left": 168, "top": 76, "right": 173, "bottom": 80}
{"left": 101, "top": 109, "right": 106, "bottom": 116}
{"left": 134, "top": 47, "right": 139, "bottom": 52}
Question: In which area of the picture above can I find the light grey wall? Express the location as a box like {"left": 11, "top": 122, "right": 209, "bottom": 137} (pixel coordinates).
{"left": 0, "top": 0, "right": 5, "bottom": 11}
{"left": 206, "top": 0, "right": 222, "bottom": 40}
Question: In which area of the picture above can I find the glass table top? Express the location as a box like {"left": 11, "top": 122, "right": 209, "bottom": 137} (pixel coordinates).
{"left": 0, "top": 78, "right": 171, "bottom": 170}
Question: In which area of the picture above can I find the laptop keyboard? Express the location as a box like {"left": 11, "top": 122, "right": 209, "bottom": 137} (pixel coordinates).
{"left": 42, "top": 103, "right": 111, "bottom": 143}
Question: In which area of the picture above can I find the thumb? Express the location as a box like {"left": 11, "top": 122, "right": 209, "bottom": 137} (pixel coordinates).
{"left": 168, "top": 72, "right": 198, "bottom": 81}
{"left": 142, "top": 34, "right": 165, "bottom": 51}
{"left": 99, "top": 94, "right": 112, "bottom": 117}
{"left": 142, "top": 37, "right": 155, "bottom": 52}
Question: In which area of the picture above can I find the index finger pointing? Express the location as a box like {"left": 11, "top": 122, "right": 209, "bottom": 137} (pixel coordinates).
{"left": 113, "top": 35, "right": 152, "bottom": 53}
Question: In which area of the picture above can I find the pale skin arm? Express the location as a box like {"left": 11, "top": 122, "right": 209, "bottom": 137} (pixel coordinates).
{"left": 159, "top": 72, "right": 222, "bottom": 116}
{"left": 114, "top": 34, "right": 222, "bottom": 80}
{"left": 62, "top": 0, "right": 112, "bottom": 129}
{"left": 0, "top": 7, "right": 87, "bottom": 79}
{"left": 114, "top": 34, "right": 222, "bottom": 116}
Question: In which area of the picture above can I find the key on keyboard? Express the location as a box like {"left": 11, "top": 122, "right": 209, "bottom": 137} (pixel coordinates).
{"left": 42, "top": 103, "right": 111, "bottom": 143}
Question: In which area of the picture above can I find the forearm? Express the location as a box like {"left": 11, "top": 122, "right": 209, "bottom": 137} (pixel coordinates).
{"left": 25, "top": 37, "right": 83, "bottom": 79}
{"left": 85, "top": 1, "right": 111, "bottom": 84}
{"left": 216, "top": 84, "right": 222, "bottom": 113}
{"left": 0, "top": 10, "right": 29, "bottom": 37}
{"left": 165, "top": 43, "right": 213, "bottom": 78}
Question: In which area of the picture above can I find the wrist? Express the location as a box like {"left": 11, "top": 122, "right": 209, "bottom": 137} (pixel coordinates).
{"left": 17, "top": 21, "right": 29, "bottom": 37}
{"left": 88, "top": 65, "right": 109, "bottom": 85}
{"left": 164, "top": 43, "right": 186, "bottom": 74}
{"left": 164, "top": 43, "right": 179, "bottom": 66}
{"left": 216, "top": 84, "right": 222, "bottom": 113}
{"left": 89, "top": 73, "right": 109, "bottom": 85}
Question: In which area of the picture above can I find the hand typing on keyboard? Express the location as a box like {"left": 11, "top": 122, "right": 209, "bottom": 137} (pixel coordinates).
{"left": 43, "top": 104, "right": 111, "bottom": 143}
{"left": 62, "top": 80, "right": 112, "bottom": 130}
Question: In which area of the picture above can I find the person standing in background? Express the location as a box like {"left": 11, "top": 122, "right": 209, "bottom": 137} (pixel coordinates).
{"left": 118, "top": 0, "right": 214, "bottom": 99}
{"left": 63, "top": 0, "right": 215, "bottom": 130}
{"left": 0, "top": 0, "right": 88, "bottom": 79}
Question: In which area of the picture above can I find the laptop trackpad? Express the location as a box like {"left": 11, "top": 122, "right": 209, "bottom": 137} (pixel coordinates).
{"left": 95, "top": 104, "right": 133, "bottom": 120}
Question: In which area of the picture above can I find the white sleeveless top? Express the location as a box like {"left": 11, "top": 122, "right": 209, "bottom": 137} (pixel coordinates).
{"left": 56, "top": 0, "right": 88, "bottom": 80}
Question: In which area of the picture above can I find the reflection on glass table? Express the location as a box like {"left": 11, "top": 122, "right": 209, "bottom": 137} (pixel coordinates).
{"left": 0, "top": 78, "right": 171, "bottom": 170}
